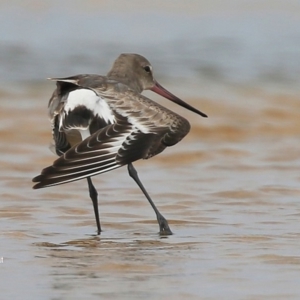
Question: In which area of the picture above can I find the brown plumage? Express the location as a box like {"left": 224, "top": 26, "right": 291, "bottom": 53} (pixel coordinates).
{"left": 32, "top": 53, "right": 207, "bottom": 235}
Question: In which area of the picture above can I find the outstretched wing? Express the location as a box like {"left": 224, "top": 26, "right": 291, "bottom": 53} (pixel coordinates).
{"left": 32, "top": 114, "right": 160, "bottom": 189}
{"left": 33, "top": 76, "right": 189, "bottom": 189}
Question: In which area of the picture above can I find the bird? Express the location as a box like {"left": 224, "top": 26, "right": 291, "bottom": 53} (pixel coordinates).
{"left": 32, "top": 53, "right": 207, "bottom": 235}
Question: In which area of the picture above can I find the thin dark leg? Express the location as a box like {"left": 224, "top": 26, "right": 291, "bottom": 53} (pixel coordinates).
{"left": 127, "top": 163, "right": 172, "bottom": 235}
{"left": 87, "top": 177, "right": 101, "bottom": 235}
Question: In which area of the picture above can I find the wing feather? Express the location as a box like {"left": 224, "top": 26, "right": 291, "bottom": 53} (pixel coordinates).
{"left": 33, "top": 115, "right": 132, "bottom": 188}
{"left": 33, "top": 75, "right": 188, "bottom": 189}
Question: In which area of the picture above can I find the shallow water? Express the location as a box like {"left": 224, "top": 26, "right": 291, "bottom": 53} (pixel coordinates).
{"left": 1, "top": 1, "right": 300, "bottom": 300}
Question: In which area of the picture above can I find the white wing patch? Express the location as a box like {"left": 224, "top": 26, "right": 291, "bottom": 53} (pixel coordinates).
{"left": 64, "top": 89, "right": 115, "bottom": 125}
{"left": 112, "top": 108, "right": 151, "bottom": 134}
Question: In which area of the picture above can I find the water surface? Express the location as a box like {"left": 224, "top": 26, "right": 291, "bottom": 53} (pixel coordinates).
{"left": 1, "top": 1, "right": 300, "bottom": 299}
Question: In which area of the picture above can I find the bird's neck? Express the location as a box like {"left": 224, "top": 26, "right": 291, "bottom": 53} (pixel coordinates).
{"left": 107, "top": 69, "right": 143, "bottom": 93}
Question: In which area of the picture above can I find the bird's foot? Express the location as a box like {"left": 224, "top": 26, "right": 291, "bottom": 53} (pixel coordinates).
{"left": 157, "top": 215, "right": 173, "bottom": 236}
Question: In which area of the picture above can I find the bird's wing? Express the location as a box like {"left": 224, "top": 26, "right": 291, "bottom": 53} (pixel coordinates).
{"left": 32, "top": 113, "right": 161, "bottom": 189}
{"left": 48, "top": 75, "right": 116, "bottom": 154}
{"left": 33, "top": 77, "right": 189, "bottom": 189}
{"left": 47, "top": 74, "right": 107, "bottom": 119}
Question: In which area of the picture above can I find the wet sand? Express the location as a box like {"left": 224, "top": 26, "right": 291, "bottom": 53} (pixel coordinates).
{"left": 1, "top": 88, "right": 300, "bottom": 299}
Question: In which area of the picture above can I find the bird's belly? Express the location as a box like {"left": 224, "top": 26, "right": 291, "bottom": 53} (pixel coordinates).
{"left": 65, "top": 129, "right": 83, "bottom": 147}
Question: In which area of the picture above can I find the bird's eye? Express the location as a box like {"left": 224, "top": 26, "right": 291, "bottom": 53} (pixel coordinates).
{"left": 144, "top": 66, "right": 151, "bottom": 73}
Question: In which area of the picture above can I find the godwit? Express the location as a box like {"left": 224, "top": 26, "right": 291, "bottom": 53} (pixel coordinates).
{"left": 32, "top": 53, "right": 207, "bottom": 235}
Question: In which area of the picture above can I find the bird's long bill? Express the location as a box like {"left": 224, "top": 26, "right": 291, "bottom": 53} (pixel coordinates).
{"left": 151, "top": 81, "right": 207, "bottom": 117}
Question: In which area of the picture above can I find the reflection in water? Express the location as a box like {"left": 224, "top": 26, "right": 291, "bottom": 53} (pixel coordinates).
{"left": 34, "top": 236, "right": 204, "bottom": 299}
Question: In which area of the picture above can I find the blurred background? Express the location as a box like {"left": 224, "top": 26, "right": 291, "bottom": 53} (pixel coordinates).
{"left": 1, "top": 1, "right": 300, "bottom": 300}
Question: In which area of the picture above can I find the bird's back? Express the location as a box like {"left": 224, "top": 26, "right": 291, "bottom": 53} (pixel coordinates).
{"left": 48, "top": 75, "right": 116, "bottom": 155}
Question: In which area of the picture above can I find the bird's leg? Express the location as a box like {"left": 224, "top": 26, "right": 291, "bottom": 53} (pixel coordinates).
{"left": 127, "top": 163, "right": 172, "bottom": 235}
{"left": 87, "top": 177, "right": 101, "bottom": 235}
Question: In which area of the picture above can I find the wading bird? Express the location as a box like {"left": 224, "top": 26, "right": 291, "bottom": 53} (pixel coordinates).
{"left": 32, "top": 53, "right": 207, "bottom": 235}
